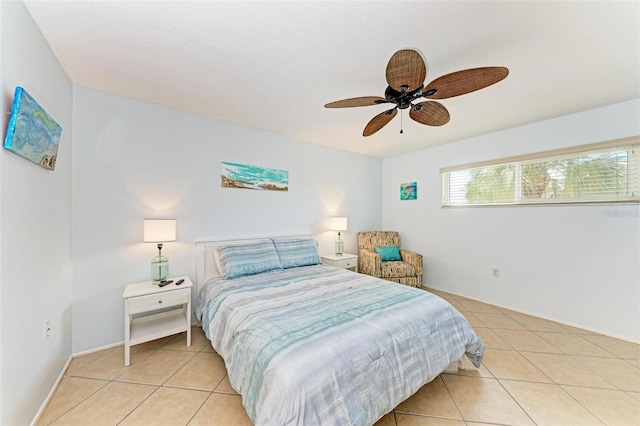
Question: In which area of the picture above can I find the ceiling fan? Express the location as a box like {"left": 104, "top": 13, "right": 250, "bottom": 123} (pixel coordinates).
{"left": 324, "top": 49, "right": 509, "bottom": 137}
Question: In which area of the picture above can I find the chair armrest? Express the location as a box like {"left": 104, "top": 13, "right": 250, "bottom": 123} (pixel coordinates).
{"left": 359, "top": 249, "right": 382, "bottom": 277}
{"left": 400, "top": 249, "right": 423, "bottom": 273}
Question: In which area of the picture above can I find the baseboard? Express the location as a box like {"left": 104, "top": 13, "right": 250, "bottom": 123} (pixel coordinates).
{"left": 30, "top": 341, "right": 124, "bottom": 426}
{"left": 72, "top": 340, "right": 124, "bottom": 358}
{"left": 29, "top": 356, "right": 72, "bottom": 426}
{"left": 423, "top": 285, "right": 639, "bottom": 344}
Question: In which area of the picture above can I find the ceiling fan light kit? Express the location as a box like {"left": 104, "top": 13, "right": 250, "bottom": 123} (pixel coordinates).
{"left": 324, "top": 49, "right": 509, "bottom": 137}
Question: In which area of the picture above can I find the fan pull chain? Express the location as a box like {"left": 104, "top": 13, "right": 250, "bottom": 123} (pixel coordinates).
{"left": 400, "top": 110, "right": 404, "bottom": 134}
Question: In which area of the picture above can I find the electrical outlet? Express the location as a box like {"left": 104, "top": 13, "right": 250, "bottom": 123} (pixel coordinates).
{"left": 491, "top": 268, "right": 500, "bottom": 278}
{"left": 44, "top": 319, "right": 51, "bottom": 340}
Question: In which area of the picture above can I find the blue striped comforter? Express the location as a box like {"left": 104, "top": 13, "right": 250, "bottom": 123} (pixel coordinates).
{"left": 196, "top": 265, "right": 483, "bottom": 426}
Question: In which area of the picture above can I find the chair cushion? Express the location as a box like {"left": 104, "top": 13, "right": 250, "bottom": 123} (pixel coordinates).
{"left": 381, "top": 261, "right": 416, "bottom": 278}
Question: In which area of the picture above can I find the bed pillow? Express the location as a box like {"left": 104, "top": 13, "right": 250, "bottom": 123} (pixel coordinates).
{"left": 215, "top": 240, "right": 283, "bottom": 279}
{"left": 374, "top": 245, "right": 402, "bottom": 261}
{"left": 212, "top": 248, "right": 224, "bottom": 275}
{"left": 272, "top": 238, "right": 322, "bottom": 269}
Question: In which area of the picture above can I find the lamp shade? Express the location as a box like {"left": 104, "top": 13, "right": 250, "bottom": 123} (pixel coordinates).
{"left": 143, "top": 219, "right": 177, "bottom": 242}
{"left": 331, "top": 217, "right": 348, "bottom": 231}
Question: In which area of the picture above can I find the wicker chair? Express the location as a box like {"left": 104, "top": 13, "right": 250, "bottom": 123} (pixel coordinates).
{"left": 357, "top": 231, "right": 423, "bottom": 287}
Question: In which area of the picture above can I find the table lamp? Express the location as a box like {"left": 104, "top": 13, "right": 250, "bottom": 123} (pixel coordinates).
{"left": 331, "top": 216, "right": 348, "bottom": 255}
{"left": 143, "top": 219, "right": 176, "bottom": 283}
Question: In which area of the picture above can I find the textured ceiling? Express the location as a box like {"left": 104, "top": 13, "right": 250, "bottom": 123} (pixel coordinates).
{"left": 24, "top": 1, "right": 640, "bottom": 158}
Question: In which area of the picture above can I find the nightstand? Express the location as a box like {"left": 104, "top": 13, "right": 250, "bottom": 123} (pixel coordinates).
{"left": 122, "top": 276, "right": 193, "bottom": 366}
{"left": 321, "top": 253, "right": 358, "bottom": 272}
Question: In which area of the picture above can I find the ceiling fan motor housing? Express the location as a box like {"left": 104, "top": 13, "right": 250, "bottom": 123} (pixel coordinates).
{"left": 384, "top": 85, "right": 427, "bottom": 110}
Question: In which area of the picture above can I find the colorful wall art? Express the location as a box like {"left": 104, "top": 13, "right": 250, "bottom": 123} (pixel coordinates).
{"left": 4, "top": 87, "right": 62, "bottom": 171}
{"left": 221, "top": 161, "right": 289, "bottom": 191}
{"left": 400, "top": 182, "right": 417, "bottom": 200}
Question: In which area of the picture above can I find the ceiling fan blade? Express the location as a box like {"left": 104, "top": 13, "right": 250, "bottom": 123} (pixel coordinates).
{"left": 385, "top": 49, "right": 427, "bottom": 93}
{"left": 409, "top": 101, "right": 450, "bottom": 126}
{"left": 424, "top": 67, "right": 509, "bottom": 99}
{"left": 324, "top": 96, "right": 389, "bottom": 108}
{"left": 363, "top": 108, "right": 398, "bottom": 137}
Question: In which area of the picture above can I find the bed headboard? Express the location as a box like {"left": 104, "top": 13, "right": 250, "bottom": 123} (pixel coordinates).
{"left": 195, "top": 234, "right": 315, "bottom": 296}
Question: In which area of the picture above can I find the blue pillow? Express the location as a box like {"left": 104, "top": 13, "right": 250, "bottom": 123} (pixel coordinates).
{"left": 272, "top": 238, "right": 321, "bottom": 269}
{"left": 374, "top": 245, "right": 402, "bottom": 261}
{"left": 216, "top": 240, "right": 283, "bottom": 279}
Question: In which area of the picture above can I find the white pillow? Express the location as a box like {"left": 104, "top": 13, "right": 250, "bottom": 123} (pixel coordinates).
{"left": 212, "top": 248, "right": 223, "bottom": 276}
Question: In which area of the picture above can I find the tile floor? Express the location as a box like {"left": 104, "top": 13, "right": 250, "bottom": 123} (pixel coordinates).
{"left": 38, "top": 288, "right": 640, "bottom": 426}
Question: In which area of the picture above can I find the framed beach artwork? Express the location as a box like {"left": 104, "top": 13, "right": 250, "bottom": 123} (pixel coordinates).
{"left": 221, "top": 161, "right": 289, "bottom": 191}
{"left": 400, "top": 182, "right": 417, "bottom": 200}
{"left": 4, "top": 87, "right": 62, "bottom": 171}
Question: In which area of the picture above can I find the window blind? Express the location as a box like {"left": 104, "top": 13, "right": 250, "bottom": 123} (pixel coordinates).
{"left": 442, "top": 137, "right": 639, "bottom": 207}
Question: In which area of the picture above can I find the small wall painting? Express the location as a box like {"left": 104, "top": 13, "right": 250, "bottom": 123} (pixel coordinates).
{"left": 4, "top": 87, "right": 62, "bottom": 171}
{"left": 400, "top": 182, "right": 417, "bottom": 200}
{"left": 221, "top": 161, "right": 288, "bottom": 191}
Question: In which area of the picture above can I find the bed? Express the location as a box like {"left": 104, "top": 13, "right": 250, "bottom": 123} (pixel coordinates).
{"left": 195, "top": 236, "right": 483, "bottom": 426}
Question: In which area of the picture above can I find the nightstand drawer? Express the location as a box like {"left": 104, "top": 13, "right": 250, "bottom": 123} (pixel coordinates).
{"left": 127, "top": 288, "right": 189, "bottom": 315}
{"left": 335, "top": 258, "right": 357, "bottom": 269}
{"left": 321, "top": 253, "right": 358, "bottom": 272}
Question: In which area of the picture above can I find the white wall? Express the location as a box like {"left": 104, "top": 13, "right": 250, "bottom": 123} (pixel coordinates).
{"left": 0, "top": 1, "right": 73, "bottom": 424}
{"left": 71, "top": 87, "right": 382, "bottom": 352}
{"left": 382, "top": 99, "right": 640, "bottom": 342}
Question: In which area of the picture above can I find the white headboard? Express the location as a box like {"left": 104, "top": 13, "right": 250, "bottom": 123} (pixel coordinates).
{"left": 195, "top": 234, "right": 315, "bottom": 296}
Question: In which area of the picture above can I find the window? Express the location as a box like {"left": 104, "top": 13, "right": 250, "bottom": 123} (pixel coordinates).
{"left": 442, "top": 137, "right": 639, "bottom": 206}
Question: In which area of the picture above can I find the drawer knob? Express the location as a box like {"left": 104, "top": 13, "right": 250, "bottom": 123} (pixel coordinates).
{"left": 158, "top": 300, "right": 163, "bottom": 304}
